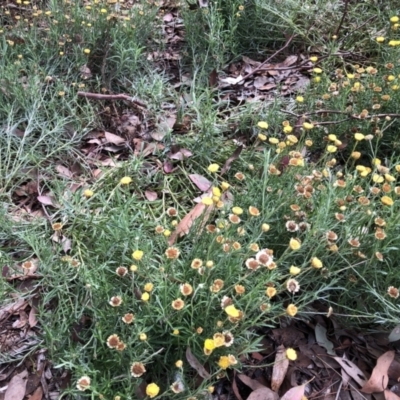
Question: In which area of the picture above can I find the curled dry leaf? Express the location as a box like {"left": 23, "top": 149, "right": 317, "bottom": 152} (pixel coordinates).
{"left": 237, "top": 374, "right": 268, "bottom": 391}
{"left": 104, "top": 131, "right": 125, "bottom": 145}
{"left": 271, "top": 345, "right": 289, "bottom": 392}
{"left": 185, "top": 347, "right": 211, "bottom": 379}
{"left": 361, "top": 351, "right": 395, "bottom": 394}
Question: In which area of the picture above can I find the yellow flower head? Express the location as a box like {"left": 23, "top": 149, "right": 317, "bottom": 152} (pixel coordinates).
{"left": 202, "top": 197, "right": 213, "bottom": 206}
{"left": 207, "top": 163, "right": 220, "bottom": 173}
{"left": 132, "top": 250, "right": 144, "bottom": 261}
{"left": 289, "top": 238, "right": 301, "bottom": 251}
{"left": 390, "top": 16, "right": 399, "bottom": 23}
{"left": 120, "top": 176, "right": 132, "bottom": 185}
{"left": 218, "top": 356, "right": 231, "bottom": 370}
{"left": 141, "top": 292, "right": 150, "bottom": 301}
{"left": 296, "top": 96, "right": 304, "bottom": 103}
{"left": 283, "top": 125, "right": 293, "bottom": 134}
{"left": 232, "top": 206, "right": 243, "bottom": 215}
{"left": 354, "top": 133, "right": 365, "bottom": 141}
{"left": 311, "top": 257, "right": 323, "bottom": 269}
{"left": 303, "top": 122, "right": 314, "bottom": 130}
{"left": 290, "top": 265, "right": 301, "bottom": 275}
{"left": 257, "top": 121, "right": 269, "bottom": 129}
{"left": 204, "top": 338, "right": 216, "bottom": 351}
{"left": 224, "top": 305, "right": 240, "bottom": 318}
{"left": 146, "top": 383, "right": 160, "bottom": 398}
{"left": 84, "top": 189, "right": 94, "bottom": 198}
{"left": 381, "top": 196, "right": 394, "bottom": 206}
{"left": 286, "top": 304, "right": 298, "bottom": 317}
{"left": 286, "top": 348, "right": 297, "bottom": 360}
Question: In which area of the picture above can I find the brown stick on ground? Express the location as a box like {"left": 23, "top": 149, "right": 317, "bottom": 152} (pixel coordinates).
{"left": 77, "top": 92, "right": 147, "bottom": 108}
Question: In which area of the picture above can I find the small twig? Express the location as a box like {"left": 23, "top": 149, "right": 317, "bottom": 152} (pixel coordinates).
{"left": 77, "top": 91, "right": 147, "bottom": 108}
{"left": 335, "top": 0, "right": 350, "bottom": 37}
{"left": 237, "top": 35, "right": 296, "bottom": 83}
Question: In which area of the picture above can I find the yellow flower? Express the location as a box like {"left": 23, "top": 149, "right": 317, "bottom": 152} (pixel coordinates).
{"left": 130, "top": 264, "right": 138, "bottom": 272}
{"left": 139, "top": 333, "right": 147, "bottom": 341}
{"left": 83, "top": 48, "right": 91, "bottom": 54}
{"left": 204, "top": 339, "right": 216, "bottom": 351}
{"left": 381, "top": 196, "right": 394, "bottom": 206}
{"left": 141, "top": 292, "right": 150, "bottom": 301}
{"left": 296, "top": 96, "right": 304, "bottom": 102}
{"left": 173, "top": 329, "right": 179, "bottom": 335}
{"left": 351, "top": 151, "right": 361, "bottom": 160}
{"left": 258, "top": 133, "right": 267, "bottom": 141}
{"left": 327, "top": 145, "right": 337, "bottom": 153}
{"left": 224, "top": 305, "right": 240, "bottom": 318}
{"left": 146, "top": 383, "right": 160, "bottom": 398}
{"left": 202, "top": 197, "right": 213, "bottom": 206}
{"left": 289, "top": 238, "right": 301, "bottom": 251}
{"left": 262, "top": 223, "right": 270, "bottom": 232}
{"left": 266, "top": 287, "right": 277, "bottom": 298}
{"left": 313, "top": 67, "right": 323, "bottom": 74}
{"left": 221, "top": 181, "right": 230, "bottom": 191}
{"left": 286, "top": 304, "right": 298, "bottom": 317}
{"left": 290, "top": 265, "right": 301, "bottom": 275}
{"left": 283, "top": 125, "right": 293, "bottom": 134}
{"left": 311, "top": 257, "right": 323, "bottom": 269}
{"left": 144, "top": 283, "right": 154, "bottom": 292}
{"left": 207, "top": 163, "right": 220, "bottom": 173}
{"left": 257, "top": 121, "right": 269, "bottom": 129}
{"left": 390, "top": 16, "right": 399, "bottom": 23}
{"left": 310, "top": 56, "right": 318, "bottom": 62}
{"left": 303, "top": 122, "right": 314, "bottom": 130}
{"left": 175, "top": 360, "right": 183, "bottom": 368}
{"left": 232, "top": 206, "right": 243, "bottom": 215}
{"left": 218, "top": 356, "right": 231, "bottom": 370}
{"left": 83, "top": 189, "right": 94, "bottom": 198}
{"left": 354, "top": 133, "right": 365, "bottom": 141}
{"left": 269, "top": 137, "right": 279, "bottom": 144}
{"left": 132, "top": 250, "right": 144, "bottom": 261}
{"left": 120, "top": 176, "right": 132, "bottom": 185}
{"left": 286, "top": 348, "right": 297, "bottom": 360}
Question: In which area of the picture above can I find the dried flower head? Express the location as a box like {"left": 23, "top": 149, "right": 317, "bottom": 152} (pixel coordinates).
{"left": 122, "top": 313, "right": 134, "bottom": 324}
{"left": 52, "top": 222, "right": 63, "bottom": 231}
{"left": 172, "top": 298, "right": 185, "bottom": 310}
{"left": 76, "top": 376, "right": 91, "bottom": 391}
{"left": 388, "top": 286, "right": 399, "bottom": 299}
{"left": 107, "top": 334, "right": 120, "bottom": 348}
{"left": 213, "top": 333, "right": 225, "bottom": 347}
{"left": 234, "top": 284, "right": 245, "bottom": 295}
{"left": 249, "top": 206, "right": 260, "bottom": 216}
{"left": 116, "top": 266, "right": 128, "bottom": 277}
{"left": 326, "top": 231, "right": 338, "bottom": 241}
{"left": 223, "top": 331, "right": 234, "bottom": 347}
{"left": 210, "top": 279, "right": 224, "bottom": 293}
{"left": 109, "top": 296, "right": 122, "bottom": 307}
{"left": 245, "top": 257, "right": 260, "bottom": 271}
{"left": 131, "top": 362, "right": 146, "bottom": 377}
{"left": 285, "top": 221, "right": 299, "bottom": 232}
{"left": 165, "top": 247, "right": 180, "bottom": 259}
{"left": 170, "top": 381, "right": 185, "bottom": 394}
{"left": 191, "top": 258, "right": 203, "bottom": 269}
{"left": 167, "top": 207, "right": 178, "bottom": 217}
{"left": 266, "top": 287, "right": 277, "bottom": 298}
{"left": 286, "top": 279, "right": 300, "bottom": 293}
{"left": 180, "top": 283, "right": 193, "bottom": 296}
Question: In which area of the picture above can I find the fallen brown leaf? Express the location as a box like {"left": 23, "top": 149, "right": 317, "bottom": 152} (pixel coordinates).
{"left": 104, "top": 131, "right": 125, "bottom": 145}
{"left": 29, "top": 386, "right": 43, "bottom": 400}
{"left": 385, "top": 390, "right": 400, "bottom": 400}
{"left": 247, "top": 388, "right": 278, "bottom": 400}
{"left": 5, "top": 370, "right": 28, "bottom": 400}
{"left": 361, "top": 351, "right": 395, "bottom": 393}
{"left": 271, "top": 345, "right": 289, "bottom": 392}
{"left": 189, "top": 174, "right": 212, "bottom": 191}
{"left": 185, "top": 347, "right": 211, "bottom": 379}
{"left": 144, "top": 191, "right": 158, "bottom": 201}
{"left": 280, "top": 384, "right": 306, "bottom": 400}
{"left": 237, "top": 374, "right": 267, "bottom": 391}
{"left": 334, "top": 357, "right": 368, "bottom": 387}
{"left": 168, "top": 203, "right": 212, "bottom": 245}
